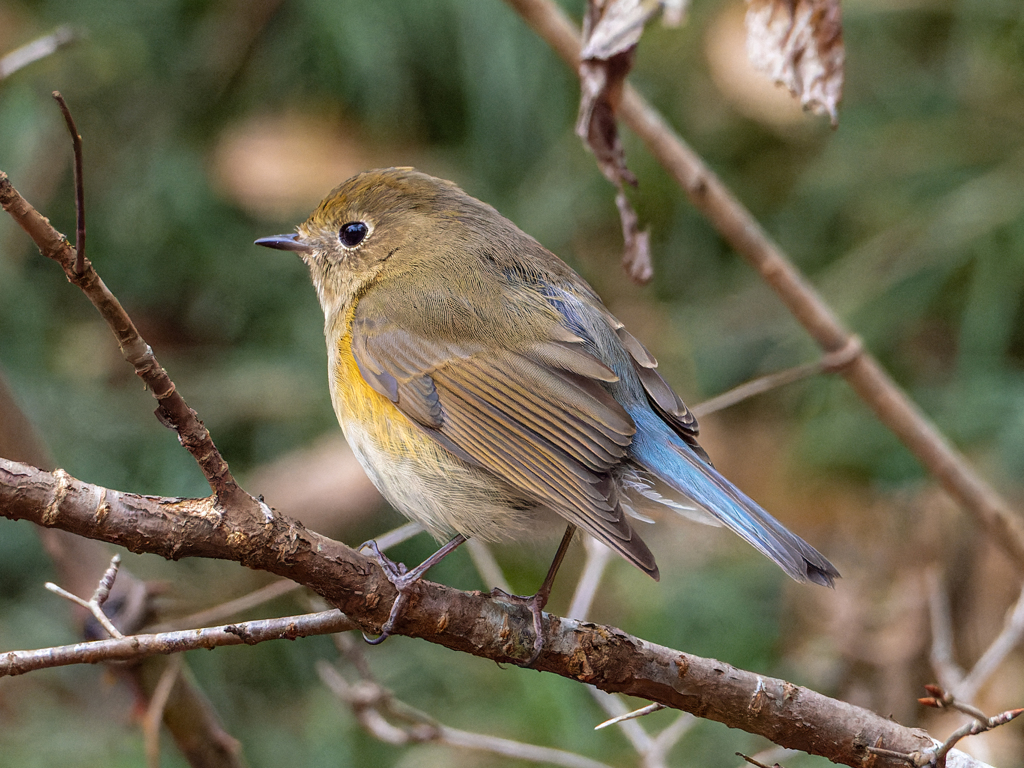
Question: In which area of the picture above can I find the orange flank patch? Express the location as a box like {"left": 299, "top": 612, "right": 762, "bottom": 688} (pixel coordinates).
{"left": 329, "top": 306, "right": 438, "bottom": 464}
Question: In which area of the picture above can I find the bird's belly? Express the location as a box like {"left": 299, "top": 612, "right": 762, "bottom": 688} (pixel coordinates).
{"left": 342, "top": 417, "right": 559, "bottom": 542}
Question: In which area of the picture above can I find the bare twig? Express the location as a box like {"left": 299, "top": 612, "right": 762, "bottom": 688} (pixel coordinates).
{"left": 567, "top": 535, "right": 614, "bottom": 621}
{"left": 51, "top": 92, "right": 86, "bottom": 274}
{"left": 926, "top": 569, "right": 965, "bottom": 693}
{"left": 45, "top": 554, "right": 124, "bottom": 639}
{"left": 926, "top": 570, "right": 1024, "bottom": 703}
{"left": 646, "top": 711, "right": 696, "bottom": 766}
{"left": 318, "top": 660, "right": 615, "bottom": 768}
{"left": 91, "top": 551, "right": 120, "bottom": 605}
{"left": 0, "top": 99, "right": 1004, "bottom": 768}
{"left": 0, "top": 171, "right": 259, "bottom": 514}
{"left": 0, "top": 373, "right": 246, "bottom": 768}
{"left": 144, "top": 654, "right": 183, "bottom": 768}
{"left": 0, "top": 608, "right": 354, "bottom": 676}
{"left": 736, "top": 748, "right": 799, "bottom": 768}
{"left": 147, "top": 578, "right": 302, "bottom": 633}
{"left": 0, "top": 26, "right": 76, "bottom": 80}
{"left": 595, "top": 702, "right": 665, "bottom": 729}
{"left": 466, "top": 538, "right": 513, "bottom": 594}
{"left": 691, "top": 338, "right": 862, "bottom": 418}
{"left": 737, "top": 752, "right": 779, "bottom": 768}
{"left": 371, "top": 521, "right": 425, "bottom": 551}
{"left": 918, "top": 686, "right": 1024, "bottom": 768}
{"left": 566, "top": 540, "right": 661, "bottom": 760}
{"left": 959, "top": 580, "right": 1024, "bottom": 701}
{"left": 503, "top": 0, "right": 1024, "bottom": 573}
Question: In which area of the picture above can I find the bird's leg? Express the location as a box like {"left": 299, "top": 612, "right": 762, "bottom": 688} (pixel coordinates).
{"left": 360, "top": 533, "right": 468, "bottom": 645}
{"left": 491, "top": 523, "right": 577, "bottom": 666}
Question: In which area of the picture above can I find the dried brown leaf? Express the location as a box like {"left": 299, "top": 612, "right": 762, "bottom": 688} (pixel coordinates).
{"left": 576, "top": 0, "right": 664, "bottom": 284}
{"left": 745, "top": 0, "right": 844, "bottom": 126}
{"left": 616, "top": 190, "right": 653, "bottom": 283}
{"left": 580, "top": 0, "right": 661, "bottom": 60}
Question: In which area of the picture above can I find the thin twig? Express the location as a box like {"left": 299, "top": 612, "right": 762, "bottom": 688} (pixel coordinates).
{"left": 51, "top": 92, "right": 86, "bottom": 274}
{"left": 926, "top": 569, "right": 965, "bottom": 693}
{"left": 0, "top": 375, "right": 247, "bottom": 768}
{"left": 595, "top": 702, "right": 665, "bottom": 729}
{"left": 0, "top": 26, "right": 76, "bottom": 80}
{"left": 918, "top": 686, "right": 1024, "bottom": 768}
{"left": 45, "top": 554, "right": 124, "bottom": 639}
{"left": 567, "top": 540, "right": 661, "bottom": 758}
{"left": 144, "top": 654, "right": 182, "bottom": 768}
{"left": 318, "top": 660, "right": 614, "bottom": 768}
{"left": 90, "top": 551, "right": 120, "bottom": 606}
{"left": 737, "top": 752, "right": 779, "bottom": 768}
{"left": 932, "top": 708, "right": 1024, "bottom": 768}
{"left": 567, "top": 535, "right": 614, "bottom": 621}
{"left": 0, "top": 172, "right": 257, "bottom": 514}
{"left": 959, "top": 579, "right": 1024, "bottom": 701}
{"left": 503, "top": 0, "right": 1024, "bottom": 574}
{"left": 691, "top": 338, "right": 862, "bottom": 418}
{"left": 0, "top": 609, "right": 354, "bottom": 676}
{"left": 692, "top": 361, "right": 823, "bottom": 418}
{"left": 646, "top": 711, "right": 695, "bottom": 766}
{"left": 0, "top": 458, "right": 993, "bottom": 767}
{"left": 864, "top": 745, "right": 920, "bottom": 765}
{"left": 589, "top": 689, "right": 656, "bottom": 756}
{"left": 736, "top": 748, "right": 799, "bottom": 768}
{"left": 466, "top": 538, "right": 512, "bottom": 594}
{"left": 371, "top": 521, "right": 424, "bottom": 551}
{"left": 147, "top": 578, "right": 302, "bottom": 633}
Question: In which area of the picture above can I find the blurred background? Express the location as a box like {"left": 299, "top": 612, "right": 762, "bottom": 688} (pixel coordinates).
{"left": 1, "top": 0, "right": 1023, "bottom": 766}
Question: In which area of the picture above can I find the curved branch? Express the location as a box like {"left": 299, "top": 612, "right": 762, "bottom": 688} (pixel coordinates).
{"left": 0, "top": 458, "right": 949, "bottom": 768}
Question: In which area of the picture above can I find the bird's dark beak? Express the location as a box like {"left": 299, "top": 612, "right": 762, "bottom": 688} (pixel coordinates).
{"left": 254, "top": 233, "right": 312, "bottom": 253}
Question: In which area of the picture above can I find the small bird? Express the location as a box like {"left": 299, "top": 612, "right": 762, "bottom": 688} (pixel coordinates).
{"left": 256, "top": 168, "right": 837, "bottom": 658}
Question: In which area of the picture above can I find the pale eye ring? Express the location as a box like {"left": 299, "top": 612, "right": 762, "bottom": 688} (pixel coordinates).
{"left": 339, "top": 221, "right": 369, "bottom": 248}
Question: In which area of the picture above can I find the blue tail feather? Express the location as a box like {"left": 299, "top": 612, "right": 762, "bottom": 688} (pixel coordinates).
{"left": 628, "top": 410, "right": 839, "bottom": 587}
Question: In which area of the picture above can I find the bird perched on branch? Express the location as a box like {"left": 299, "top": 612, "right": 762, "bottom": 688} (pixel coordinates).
{"left": 257, "top": 167, "right": 838, "bottom": 661}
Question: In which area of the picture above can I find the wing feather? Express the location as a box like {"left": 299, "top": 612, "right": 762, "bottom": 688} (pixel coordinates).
{"left": 349, "top": 290, "right": 658, "bottom": 575}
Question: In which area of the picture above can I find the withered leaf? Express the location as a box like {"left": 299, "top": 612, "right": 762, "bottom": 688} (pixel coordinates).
{"left": 745, "top": 0, "right": 844, "bottom": 126}
{"left": 577, "top": 0, "right": 669, "bottom": 284}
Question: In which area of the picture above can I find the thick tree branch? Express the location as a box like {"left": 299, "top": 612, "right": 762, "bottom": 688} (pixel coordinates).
{"left": 0, "top": 458, "right": 960, "bottom": 768}
{"left": 503, "top": 0, "right": 1024, "bottom": 573}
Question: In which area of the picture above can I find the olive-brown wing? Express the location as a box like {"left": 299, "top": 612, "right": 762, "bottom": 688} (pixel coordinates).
{"left": 351, "top": 316, "right": 659, "bottom": 577}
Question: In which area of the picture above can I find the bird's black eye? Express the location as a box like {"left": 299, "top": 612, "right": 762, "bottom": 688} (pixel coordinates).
{"left": 339, "top": 221, "right": 368, "bottom": 248}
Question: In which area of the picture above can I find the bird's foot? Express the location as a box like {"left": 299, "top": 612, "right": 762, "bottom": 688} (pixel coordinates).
{"left": 490, "top": 587, "right": 548, "bottom": 667}
{"left": 358, "top": 534, "right": 468, "bottom": 646}
{"left": 358, "top": 539, "right": 413, "bottom": 645}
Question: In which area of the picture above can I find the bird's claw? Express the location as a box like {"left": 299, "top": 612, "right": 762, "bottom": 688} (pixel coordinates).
{"left": 358, "top": 538, "right": 416, "bottom": 645}
{"left": 358, "top": 534, "right": 468, "bottom": 646}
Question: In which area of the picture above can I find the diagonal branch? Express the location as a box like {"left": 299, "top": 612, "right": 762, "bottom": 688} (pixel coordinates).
{"left": 0, "top": 170, "right": 258, "bottom": 515}
{"left": 503, "top": 0, "right": 1024, "bottom": 573}
{"left": 0, "top": 457, "right": 972, "bottom": 768}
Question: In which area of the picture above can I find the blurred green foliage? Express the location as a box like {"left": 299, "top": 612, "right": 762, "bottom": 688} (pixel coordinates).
{"left": 2, "top": 0, "right": 1024, "bottom": 765}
